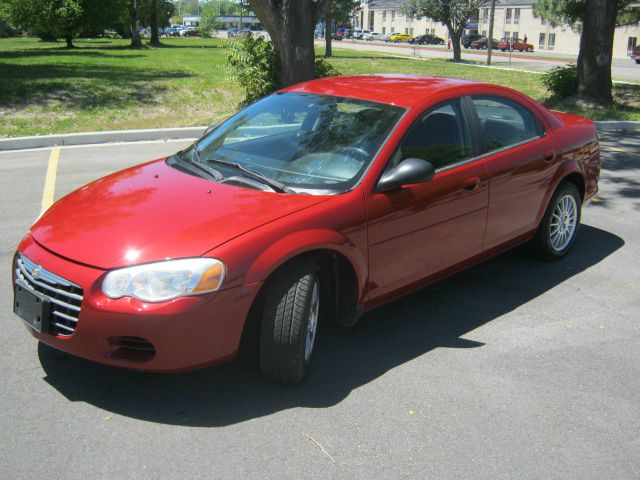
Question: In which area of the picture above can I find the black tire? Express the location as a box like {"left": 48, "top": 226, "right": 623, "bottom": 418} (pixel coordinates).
{"left": 636, "top": 59, "right": 640, "bottom": 64}
{"left": 259, "top": 258, "right": 320, "bottom": 384}
{"left": 530, "top": 182, "right": 582, "bottom": 261}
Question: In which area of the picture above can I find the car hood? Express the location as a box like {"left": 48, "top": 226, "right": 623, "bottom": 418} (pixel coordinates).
{"left": 31, "top": 159, "right": 330, "bottom": 269}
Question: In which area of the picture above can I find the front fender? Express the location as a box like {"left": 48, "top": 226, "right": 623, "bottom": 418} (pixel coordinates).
{"left": 244, "top": 228, "right": 368, "bottom": 302}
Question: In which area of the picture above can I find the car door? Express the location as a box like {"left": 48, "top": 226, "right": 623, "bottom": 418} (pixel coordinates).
{"left": 468, "top": 94, "right": 554, "bottom": 249}
{"left": 366, "top": 97, "right": 489, "bottom": 304}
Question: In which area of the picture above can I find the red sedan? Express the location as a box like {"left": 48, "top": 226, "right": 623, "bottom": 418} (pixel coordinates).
{"left": 13, "top": 75, "right": 600, "bottom": 383}
{"left": 497, "top": 37, "right": 534, "bottom": 52}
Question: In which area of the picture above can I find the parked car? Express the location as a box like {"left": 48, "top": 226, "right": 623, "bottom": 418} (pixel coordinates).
{"left": 13, "top": 75, "right": 600, "bottom": 384}
{"left": 461, "top": 34, "right": 483, "bottom": 48}
{"left": 163, "top": 27, "right": 181, "bottom": 37}
{"left": 497, "top": 37, "right": 534, "bottom": 52}
{"left": 181, "top": 27, "right": 201, "bottom": 37}
{"left": 354, "top": 29, "right": 371, "bottom": 39}
{"left": 227, "top": 27, "right": 251, "bottom": 38}
{"left": 363, "top": 32, "right": 387, "bottom": 41}
{"left": 336, "top": 27, "right": 350, "bottom": 37}
{"left": 101, "top": 29, "right": 121, "bottom": 39}
{"left": 631, "top": 45, "right": 640, "bottom": 64}
{"left": 409, "top": 34, "right": 445, "bottom": 45}
{"left": 388, "top": 32, "right": 414, "bottom": 43}
{"left": 470, "top": 37, "right": 500, "bottom": 49}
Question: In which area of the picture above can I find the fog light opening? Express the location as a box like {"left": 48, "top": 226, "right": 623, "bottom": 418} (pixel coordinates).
{"left": 105, "top": 336, "right": 156, "bottom": 362}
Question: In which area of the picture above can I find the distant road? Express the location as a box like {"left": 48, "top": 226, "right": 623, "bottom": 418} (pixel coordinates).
{"left": 318, "top": 39, "right": 640, "bottom": 83}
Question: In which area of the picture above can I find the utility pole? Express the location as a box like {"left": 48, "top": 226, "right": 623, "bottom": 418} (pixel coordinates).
{"left": 486, "top": 0, "right": 496, "bottom": 65}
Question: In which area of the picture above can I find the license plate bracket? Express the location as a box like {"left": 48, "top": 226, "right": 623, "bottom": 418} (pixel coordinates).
{"left": 13, "top": 283, "right": 51, "bottom": 334}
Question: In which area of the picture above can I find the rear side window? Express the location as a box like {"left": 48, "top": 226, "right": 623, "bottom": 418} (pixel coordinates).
{"left": 471, "top": 96, "right": 544, "bottom": 153}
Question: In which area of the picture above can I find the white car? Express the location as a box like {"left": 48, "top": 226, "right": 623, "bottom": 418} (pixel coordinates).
{"left": 364, "top": 32, "right": 387, "bottom": 41}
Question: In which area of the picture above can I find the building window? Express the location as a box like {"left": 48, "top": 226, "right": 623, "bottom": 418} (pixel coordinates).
{"left": 539, "top": 32, "right": 546, "bottom": 50}
{"left": 405, "top": 27, "right": 409, "bottom": 34}
{"left": 410, "top": 27, "right": 414, "bottom": 35}
{"left": 482, "top": 30, "right": 487, "bottom": 37}
{"left": 514, "top": 8, "right": 520, "bottom": 25}
{"left": 548, "top": 33, "right": 556, "bottom": 50}
{"left": 512, "top": 31, "right": 518, "bottom": 41}
{"left": 383, "top": 27, "right": 386, "bottom": 34}
{"left": 482, "top": 8, "right": 489, "bottom": 23}
{"left": 391, "top": 10, "right": 395, "bottom": 21}
{"left": 391, "top": 25, "right": 395, "bottom": 33}
{"left": 383, "top": 10, "right": 386, "bottom": 21}
{"left": 369, "top": 11, "right": 374, "bottom": 30}
{"left": 628, "top": 37, "right": 638, "bottom": 52}
{"left": 504, "top": 31, "right": 510, "bottom": 41}
{"left": 541, "top": 19, "right": 547, "bottom": 26}
{"left": 506, "top": 8, "right": 512, "bottom": 24}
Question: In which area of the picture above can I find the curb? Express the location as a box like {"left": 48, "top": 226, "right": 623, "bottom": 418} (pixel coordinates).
{"left": 1, "top": 121, "right": 639, "bottom": 152}
{"left": 594, "top": 121, "right": 640, "bottom": 131}
{"left": 0, "top": 126, "right": 207, "bottom": 151}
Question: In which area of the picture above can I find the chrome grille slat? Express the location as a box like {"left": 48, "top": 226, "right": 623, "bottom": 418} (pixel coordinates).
{"left": 15, "top": 254, "right": 83, "bottom": 336}
{"left": 52, "top": 311, "right": 79, "bottom": 323}
{"left": 19, "top": 256, "right": 74, "bottom": 287}
{"left": 53, "top": 323, "right": 74, "bottom": 333}
{"left": 17, "top": 261, "right": 83, "bottom": 301}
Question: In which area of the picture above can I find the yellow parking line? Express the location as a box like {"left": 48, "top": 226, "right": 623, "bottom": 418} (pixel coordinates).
{"left": 41, "top": 147, "right": 60, "bottom": 214}
{"left": 601, "top": 146, "right": 640, "bottom": 158}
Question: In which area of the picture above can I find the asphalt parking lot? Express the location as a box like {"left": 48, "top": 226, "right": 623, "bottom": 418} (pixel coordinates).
{"left": 1, "top": 131, "right": 639, "bottom": 479}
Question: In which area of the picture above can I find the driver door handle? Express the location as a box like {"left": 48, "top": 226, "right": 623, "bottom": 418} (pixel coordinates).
{"left": 462, "top": 177, "right": 481, "bottom": 191}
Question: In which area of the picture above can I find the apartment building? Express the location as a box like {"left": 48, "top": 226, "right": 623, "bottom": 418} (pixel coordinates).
{"left": 355, "top": 0, "right": 640, "bottom": 59}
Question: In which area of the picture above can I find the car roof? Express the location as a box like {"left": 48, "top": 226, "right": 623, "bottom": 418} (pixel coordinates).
{"left": 280, "top": 74, "right": 480, "bottom": 108}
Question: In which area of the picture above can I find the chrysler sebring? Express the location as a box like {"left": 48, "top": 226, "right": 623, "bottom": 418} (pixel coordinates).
{"left": 13, "top": 75, "right": 600, "bottom": 383}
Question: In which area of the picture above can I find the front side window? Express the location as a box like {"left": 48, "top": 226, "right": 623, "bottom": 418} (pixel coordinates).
{"left": 389, "top": 99, "right": 472, "bottom": 171}
{"left": 187, "top": 93, "right": 405, "bottom": 193}
{"left": 471, "top": 96, "right": 544, "bottom": 153}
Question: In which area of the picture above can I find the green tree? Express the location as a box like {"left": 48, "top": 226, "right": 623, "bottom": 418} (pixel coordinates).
{"left": 249, "top": 0, "right": 331, "bottom": 87}
{"left": 533, "top": 0, "right": 640, "bottom": 105}
{"left": 324, "top": 0, "right": 358, "bottom": 58}
{"left": 6, "top": 0, "right": 126, "bottom": 47}
{"left": 403, "top": 0, "right": 487, "bottom": 62}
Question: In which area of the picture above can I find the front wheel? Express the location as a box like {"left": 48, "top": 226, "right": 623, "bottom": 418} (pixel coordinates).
{"left": 259, "top": 258, "right": 320, "bottom": 384}
{"left": 530, "top": 183, "right": 582, "bottom": 260}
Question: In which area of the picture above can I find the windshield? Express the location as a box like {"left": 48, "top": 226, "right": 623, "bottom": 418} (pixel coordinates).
{"left": 179, "top": 92, "right": 405, "bottom": 194}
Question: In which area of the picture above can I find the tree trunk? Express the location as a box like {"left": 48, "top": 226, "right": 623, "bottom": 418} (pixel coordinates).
{"left": 578, "top": 0, "right": 617, "bottom": 105}
{"left": 150, "top": 0, "right": 160, "bottom": 46}
{"left": 129, "top": 0, "right": 143, "bottom": 48}
{"left": 447, "top": 25, "right": 462, "bottom": 62}
{"left": 487, "top": 0, "right": 496, "bottom": 66}
{"left": 325, "top": 13, "right": 332, "bottom": 58}
{"left": 250, "top": 0, "right": 330, "bottom": 87}
{"left": 65, "top": 34, "right": 74, "bottom": 48}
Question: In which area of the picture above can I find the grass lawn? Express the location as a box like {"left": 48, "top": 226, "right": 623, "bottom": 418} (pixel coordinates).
{"left": 1, "top": 37, "right": 638, "bottom": 137}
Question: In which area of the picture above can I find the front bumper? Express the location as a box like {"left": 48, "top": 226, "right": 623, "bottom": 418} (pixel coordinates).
{"left": 15, "top": 235, "right": 262, "bottom": 372}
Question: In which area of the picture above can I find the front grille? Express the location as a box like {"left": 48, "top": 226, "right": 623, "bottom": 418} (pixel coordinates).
{"left": 14, "top": 254, "right": 83, "bottom": 336}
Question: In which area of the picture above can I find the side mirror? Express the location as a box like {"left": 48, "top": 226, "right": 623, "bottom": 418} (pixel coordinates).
{"left": 375, "top": 158, "right": 435, "bottom": 193}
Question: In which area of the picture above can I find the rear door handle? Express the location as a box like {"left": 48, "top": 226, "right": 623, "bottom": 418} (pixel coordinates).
{"left": 462, "top": 177, "right": 481, "bottom": 191}
{"left": 543, "top": 149, "right": 557, "bottom": 162}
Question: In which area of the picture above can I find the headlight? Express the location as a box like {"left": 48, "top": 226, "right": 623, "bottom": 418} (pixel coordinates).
{"left": 102, "top": 258, "right": 225, "bottom": 303}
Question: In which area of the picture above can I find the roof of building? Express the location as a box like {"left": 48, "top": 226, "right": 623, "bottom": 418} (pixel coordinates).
{"left": 281, "top": 75, "right": 480, "bottom": 108}
{"left": 364, "top": 0, "right": 536, "bottom": 9}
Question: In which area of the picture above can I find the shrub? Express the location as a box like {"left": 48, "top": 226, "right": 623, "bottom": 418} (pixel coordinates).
{"left": 541, "top": 64, "right": 579, "bottom": 98}
{"left": 227, "top": 35, "right": 340, "bottom": 106}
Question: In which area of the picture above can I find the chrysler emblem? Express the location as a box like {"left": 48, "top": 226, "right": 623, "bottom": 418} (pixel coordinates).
{"left": 32, "top": 266, "right": 41, "bottom": 280}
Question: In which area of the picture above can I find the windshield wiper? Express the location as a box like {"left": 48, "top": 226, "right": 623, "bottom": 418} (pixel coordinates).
{"left": 206, "top": 157, "right": 294, "bottom": 193}
{"left": 175, "top": 148, "right": 222, "bottom": 181}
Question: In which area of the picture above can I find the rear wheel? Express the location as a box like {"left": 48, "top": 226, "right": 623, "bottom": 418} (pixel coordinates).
{"left": 530, "top": 183, "right": 582, "bottom": 260}
{"left": 259, "top": 258, "right": 320, "bottom": 384}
